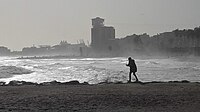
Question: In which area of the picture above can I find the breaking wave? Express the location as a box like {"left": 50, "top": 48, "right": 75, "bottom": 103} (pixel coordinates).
{"left": 0, "top": 66, "right": 33, "bottom": 78}
{"left": 0, "top": 57, "right": 199, "bottom": 84}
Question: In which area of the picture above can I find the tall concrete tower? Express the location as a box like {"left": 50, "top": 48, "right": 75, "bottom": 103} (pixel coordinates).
{"left": 91, "top": 17, "right": 115, "bottom": 50}
{"left": 92, "top": 17, "right": 104, "bottom": 28}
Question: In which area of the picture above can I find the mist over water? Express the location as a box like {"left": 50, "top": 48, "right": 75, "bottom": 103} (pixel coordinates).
{"left": 0, "top": 56, "right": 199, "bottom": 84}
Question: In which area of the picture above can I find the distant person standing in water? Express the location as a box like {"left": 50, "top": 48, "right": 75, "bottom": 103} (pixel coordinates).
{"left": 126, "top": 57, "right": 139, "bottom": 82}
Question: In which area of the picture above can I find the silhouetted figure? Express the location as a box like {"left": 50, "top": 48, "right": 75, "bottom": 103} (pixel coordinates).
{"left": 126, "top": 57, "right": 139, "bottom": 82}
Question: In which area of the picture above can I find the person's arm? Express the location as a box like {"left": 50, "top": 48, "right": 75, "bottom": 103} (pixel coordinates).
{"left": 126, "top": 61, "right": 130, "bottom": 66}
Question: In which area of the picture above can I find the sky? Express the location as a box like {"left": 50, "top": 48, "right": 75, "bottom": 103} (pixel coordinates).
{"left": 0, "top": 0, "right": 200, "bottom": 51}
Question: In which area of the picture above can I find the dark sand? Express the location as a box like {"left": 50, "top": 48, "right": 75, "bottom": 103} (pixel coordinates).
{"left": 0, "top": 83, "right": 200, "bottom": 112}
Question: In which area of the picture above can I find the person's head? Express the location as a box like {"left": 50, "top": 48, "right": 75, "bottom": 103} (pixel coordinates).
{"left": 128, "top": 57, "right": 132, "bottom": 60}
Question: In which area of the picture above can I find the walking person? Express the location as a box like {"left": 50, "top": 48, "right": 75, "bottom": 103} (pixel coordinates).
{"left": 126, "top": 57, "right": 139, "bottom": 82}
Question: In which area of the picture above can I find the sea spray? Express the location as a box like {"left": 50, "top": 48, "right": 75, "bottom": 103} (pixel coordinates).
{"left": 0, "top": 57, "right": 199, "bottom": 84}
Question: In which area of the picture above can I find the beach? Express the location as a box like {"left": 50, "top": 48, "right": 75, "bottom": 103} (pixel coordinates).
{"left": 0, "top": 82, "right": 199, "bottom": 112}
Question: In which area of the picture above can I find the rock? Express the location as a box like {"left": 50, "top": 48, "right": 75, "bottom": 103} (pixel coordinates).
{"left": 114, "top": 81, "right": 123, "bottom": 84}
{"left": 62, "top": 80, "right": 81, "bottom": 85}
{"left": 150, "top": 81, "right": 163, "bottom": 83}
{"left": 168, "top": 80, "right": 190, "bottom": 83}
{"left": 82, "top": 82, "right": 89, "bottom": 85}
{"left": 0, "top": 82, "right": 6, "bottom": 86}
{"left": 39, "top": 80, "right": 61, "bottom": 86}
{"left": 8, "top": 80, "right": 23, "bottom": 86}
{"left": 181, "top": 80, "right": 190, "bottom": 83}
{"left": 20, "top": 81, "right": 37, "bottom": 85}
{"left": 98, "top": 81, "right": 113, "bottom": 85}
{"left": 168, "top": 81, "right": 179, "bottom": 83}
{"left": 7, "top": 80, "right": 37, "bottom": 86}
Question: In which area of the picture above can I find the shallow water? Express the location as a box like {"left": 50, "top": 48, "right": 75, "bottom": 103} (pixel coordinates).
{"left": 0, "top": 57, "right": 199, "bottom": 84}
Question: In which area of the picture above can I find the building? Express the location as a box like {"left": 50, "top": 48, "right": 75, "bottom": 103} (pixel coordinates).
{"left": 0, "top": 46, "right": 11, "bottom": 56}
{"left": 91, "top": 17, "right": 115, "bottom": 50}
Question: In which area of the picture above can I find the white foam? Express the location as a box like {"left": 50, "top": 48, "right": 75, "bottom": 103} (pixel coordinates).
{"left": 0, "top": 57, "right": 200, "bottom": 84}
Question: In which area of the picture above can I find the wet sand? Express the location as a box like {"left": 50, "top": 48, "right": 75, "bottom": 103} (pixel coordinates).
{"left": 0, "top": 82, "right": 199, "bottom": 112}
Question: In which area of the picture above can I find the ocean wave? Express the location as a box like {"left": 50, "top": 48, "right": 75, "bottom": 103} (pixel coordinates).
{"left": 145, "top": 61, "right": 160, "bottom": 65}
{"left": 192, "top": 66, "right": 200, "bottom": 70}
{"left": 0, "top": 66, "right": 33, "bottom": 75}
{"left": 48, "top": 63, "right": 64, "bottom": 67}
{"left": 58, "top": 66, "right": 72, "bottom": 70}
{"left": 0, "top": 57, "right": 199, "bottom": 84}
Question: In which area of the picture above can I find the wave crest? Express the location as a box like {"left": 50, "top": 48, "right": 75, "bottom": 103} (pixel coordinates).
{"left": 0, "top": 66, "right": 33, "bottom": 75}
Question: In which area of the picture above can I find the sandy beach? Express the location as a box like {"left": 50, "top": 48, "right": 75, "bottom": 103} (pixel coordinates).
{"left": 0, "top": 82, "right": 199, "bottom": 112}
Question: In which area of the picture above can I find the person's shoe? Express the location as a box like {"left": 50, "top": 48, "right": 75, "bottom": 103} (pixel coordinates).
{"left": 128, "top": 80, "right": 131, "bottom": 83}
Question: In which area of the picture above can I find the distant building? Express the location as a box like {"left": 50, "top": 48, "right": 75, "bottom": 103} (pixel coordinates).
{"left": 52, "top": 42, "right": 87, "bottom": 56}
{"left": 0, "top": 46, "right": 11, "bottom": 56}
{"left": 91, "top": 17, "right": 115, "bottom": 50}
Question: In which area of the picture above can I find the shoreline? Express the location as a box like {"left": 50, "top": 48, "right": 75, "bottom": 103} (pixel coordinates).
{"left": 0, "top": 79, "right": 197, "bottom": 86}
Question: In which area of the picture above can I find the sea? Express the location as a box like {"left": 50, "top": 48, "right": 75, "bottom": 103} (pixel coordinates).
{"left": 0, "top": 56, "right": 200, "bottom": 84}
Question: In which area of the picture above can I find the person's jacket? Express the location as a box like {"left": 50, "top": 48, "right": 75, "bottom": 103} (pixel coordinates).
{"left": 127, "top": 59, "right": 137, "bottom": 72}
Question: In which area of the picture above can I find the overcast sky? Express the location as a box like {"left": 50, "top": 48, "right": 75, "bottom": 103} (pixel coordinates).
{"left": 0, "top": 0, "right": 200, "bottom": 50}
